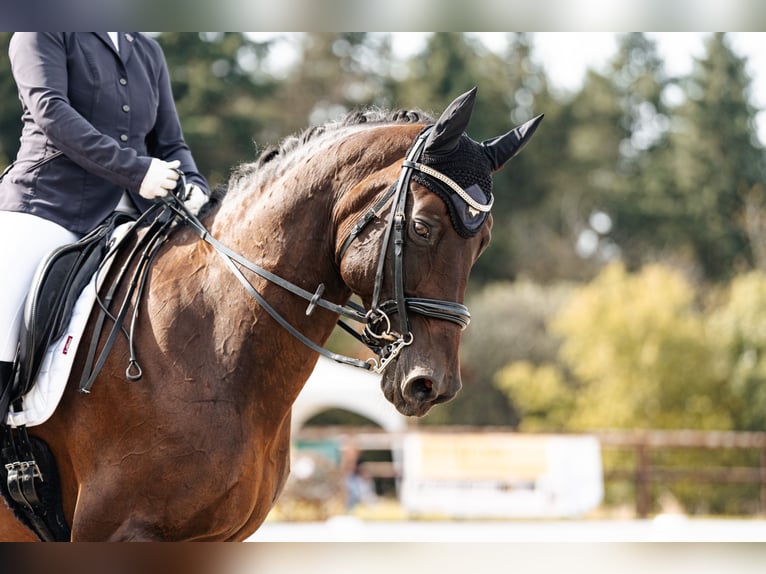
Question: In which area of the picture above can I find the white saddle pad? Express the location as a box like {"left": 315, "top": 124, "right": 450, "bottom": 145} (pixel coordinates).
{"left": 6, "top": 222, "right": 135, "bottom": 428}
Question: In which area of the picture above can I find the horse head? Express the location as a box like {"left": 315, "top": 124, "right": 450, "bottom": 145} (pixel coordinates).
{"left": 336, "top": 88, "right": 542, "bottom": 416}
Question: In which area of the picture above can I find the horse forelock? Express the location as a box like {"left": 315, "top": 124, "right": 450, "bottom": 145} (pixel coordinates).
{"left": 226, "top": 108, "right": 434, "bottom": 197}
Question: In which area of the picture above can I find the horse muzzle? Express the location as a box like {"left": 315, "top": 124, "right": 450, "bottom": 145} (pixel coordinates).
{"left": 382, "top": 361, "right": 462, "bottom": 417}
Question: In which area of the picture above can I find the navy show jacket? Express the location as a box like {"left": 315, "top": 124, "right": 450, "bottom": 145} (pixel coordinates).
{"left": 0, "top": 32, "right": 209, "bottom": 235}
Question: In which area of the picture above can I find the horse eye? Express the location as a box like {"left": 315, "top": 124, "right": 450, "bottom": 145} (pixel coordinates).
{"left": 413, "top": 220, "right": 431, "bottom": 239}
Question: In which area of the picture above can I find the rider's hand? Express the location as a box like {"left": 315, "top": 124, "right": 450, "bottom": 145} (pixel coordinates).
{"left": 139, "top": 158, "right": 181, "bottom": 199}
{"left": 183, "top": 184, "right": 208, "bottom": 216}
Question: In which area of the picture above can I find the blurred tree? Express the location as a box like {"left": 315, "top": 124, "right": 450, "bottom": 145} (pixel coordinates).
{"left": 551, "top": 262, "right": 732, "bottom": 430}
{"left": 493, "top": 265, "right": 766, "bottom": 435}
{"left": 424, "top": 280, "right": 571, "bottom": 426}
{"left": 278, "top": 33, "right": 383, "bottom": 129}
{"left": 395, "top": 32, "right": 481, "bottom": 112}
{"left": 475, "top": 34, "right": 571, "bottom": 284}
{"left": 708, "top": 271, "right": 766, "bottom": 430}
{"left": 525, "top": 33, "right": 671, "bottom": 284}
{"left": 156, "top": 32, "right": 281, "bottom": 187}
{"left": 507, "top": 62, "right": 626, "bottom": 284}
{"left": 0, "top": 32, "right": 20, "bottom": 168}
{"left": 596, "top": 33, "right": 681, "bottom": 272}
{"left": 494, "top": 361, "right": 574, "bottom": 431}
{"left": 665, "top": 33, "right": 766, "bottom": 280}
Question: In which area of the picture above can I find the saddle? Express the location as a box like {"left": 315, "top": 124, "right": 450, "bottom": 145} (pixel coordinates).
{"left": 0, "top": 211, "right": 136, "bottom": 417}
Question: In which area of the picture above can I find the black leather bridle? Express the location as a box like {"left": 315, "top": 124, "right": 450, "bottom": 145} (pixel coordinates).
{"left": 168, "top": 127, "right": 476, "bottom": 373}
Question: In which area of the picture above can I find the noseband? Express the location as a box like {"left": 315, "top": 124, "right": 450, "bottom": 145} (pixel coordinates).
{"left": 168, "top": 127, "right": 476, "bottom": 374}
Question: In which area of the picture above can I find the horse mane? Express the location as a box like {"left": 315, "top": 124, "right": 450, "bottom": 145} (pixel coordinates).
{"left": 222, "top": 108, "right": 433, "bottom": 201}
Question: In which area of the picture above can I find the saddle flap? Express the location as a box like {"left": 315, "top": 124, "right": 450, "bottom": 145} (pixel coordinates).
{"left": 12, "top": 213, "right": 133, "bottom": 401}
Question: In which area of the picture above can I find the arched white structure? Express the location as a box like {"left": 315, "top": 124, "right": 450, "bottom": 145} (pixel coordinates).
{"left": 291, "top": 356, "right": 408, "bottom": 432}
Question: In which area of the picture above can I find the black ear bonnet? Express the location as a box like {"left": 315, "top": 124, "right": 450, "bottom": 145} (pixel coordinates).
{"left": 411, "top": 132, "right": 493, "bottom": 238}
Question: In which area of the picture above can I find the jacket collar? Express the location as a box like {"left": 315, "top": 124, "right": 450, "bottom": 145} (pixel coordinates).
{"left": 94, "top": 32, "right": 136, "bottom": 64}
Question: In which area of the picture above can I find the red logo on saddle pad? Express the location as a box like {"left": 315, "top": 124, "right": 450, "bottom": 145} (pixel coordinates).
{"left": 63, "top": 335, "right": 73, "bottom": 355}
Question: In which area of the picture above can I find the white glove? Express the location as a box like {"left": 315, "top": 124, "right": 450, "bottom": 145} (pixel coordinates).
{"left": 183, "top": 184, "right": 209, "bottom": 216}
{"left": 139, "top": 158, "right": 181, "bottom": 199}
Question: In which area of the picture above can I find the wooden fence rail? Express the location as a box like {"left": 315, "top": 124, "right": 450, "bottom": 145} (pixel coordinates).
{"left": 596, "top": 430, "right": 766, "bottom": 518}
{"left": 295, "top": 427, "right": 766, "bottom": 518}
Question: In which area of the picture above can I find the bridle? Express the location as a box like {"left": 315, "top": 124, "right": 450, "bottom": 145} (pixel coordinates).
{"left": 168, "top": 126, "right": 483, "bottom": 374}
{"left": 335, "top": 126, "right": 478, "bottom": 370}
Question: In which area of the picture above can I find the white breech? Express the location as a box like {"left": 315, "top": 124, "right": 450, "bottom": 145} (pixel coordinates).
{"left": 0, "top": 211, "right": 80, "bottom": 362}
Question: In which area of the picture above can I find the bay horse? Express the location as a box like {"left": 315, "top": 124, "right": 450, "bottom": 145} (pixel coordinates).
{"left": 0, "top": 88, "right": 541, "bottom": 541}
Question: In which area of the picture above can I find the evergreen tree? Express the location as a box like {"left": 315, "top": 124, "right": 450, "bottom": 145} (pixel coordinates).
{"left": 519, "top": 60, "right": 625, "bottom": 282}
{"left": 475, "top": 34, "right": 567, "bottom": 284}
{"left": 396, "top": 33, "right": 480, "bottom": 111}
{"left": 156, "top": 32, "right": 281, "bottom": 186}
{"left": 667, "top": 33, "right": 765, "bottom": 280}
{"left": 598, "top": 33, "right": 679, "bottom": 272}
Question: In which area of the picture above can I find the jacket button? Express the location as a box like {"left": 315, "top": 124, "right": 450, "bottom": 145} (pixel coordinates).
{"left": 119, "top": 78, "right": 127, "bottom": 86}
{"left": 122, "top": 104, "right": 130, "bottom": 112}
{"left": 120, "top": 134, "right": 128, "bottom": 142}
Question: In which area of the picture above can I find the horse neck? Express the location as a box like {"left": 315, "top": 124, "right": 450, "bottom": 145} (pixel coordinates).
{"left": 210, "top": 170, "right": 344, "bottom": 306}
{"left": 209, "top": 123, "right": 422, "bottom": 312}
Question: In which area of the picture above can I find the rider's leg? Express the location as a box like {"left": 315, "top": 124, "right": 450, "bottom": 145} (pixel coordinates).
{"left": 0, "top": 211, "right": 79, "bottom": 365}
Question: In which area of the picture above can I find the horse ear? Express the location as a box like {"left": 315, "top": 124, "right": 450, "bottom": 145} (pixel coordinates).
{"left": 482, "top": 113, "right": 544, "bottom": 171}
{"left": 423, "top": 87, "right": 478, "bottom": 158}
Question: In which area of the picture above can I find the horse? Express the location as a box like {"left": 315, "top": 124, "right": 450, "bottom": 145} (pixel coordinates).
{"left": 0, "top": 88, "right": 541, "bottom": 541}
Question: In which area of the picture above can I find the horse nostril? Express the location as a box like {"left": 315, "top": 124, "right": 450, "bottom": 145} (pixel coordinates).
{"left": 407, "top": 377, "right": 436, "bottom": 401}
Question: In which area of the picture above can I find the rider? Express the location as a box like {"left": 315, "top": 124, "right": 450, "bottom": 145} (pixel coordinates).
{"left": 0, "top": 33, "right": 210, "bottom": 397}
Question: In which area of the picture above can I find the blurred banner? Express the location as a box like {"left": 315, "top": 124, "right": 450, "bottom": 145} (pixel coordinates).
{"left": 401, "top": 433, "right": 603, "bottom": 518}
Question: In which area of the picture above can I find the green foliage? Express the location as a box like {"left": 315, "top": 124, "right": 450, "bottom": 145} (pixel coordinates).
{"left": 493, "top": 264, "right": 766, "bottom": 435}
{"left": 641, "top": 34, "right": 763, "bottom": 279}
{"left": 708, "top": 271, "right": 766, "bottom": 430}
{"left": 551, "top": 262, "right": 731, "bottom": 430}
{"left": 156, "top": 32, "right": 281, "bottom": 187}
{"left": 595, "top": 34, "right": 680, "bottom": 271}
{"left": 0, "top": 32, "right": 19, "bottom": 167}
{"left": 494, "top": 361, "right": 573, "bottom": 431}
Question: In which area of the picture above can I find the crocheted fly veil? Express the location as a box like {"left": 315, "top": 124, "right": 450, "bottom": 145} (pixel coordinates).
{"left": 412, "top": 135, "right": 494, "bottom": 237}
{"left": 414, "top": 87, "right": 543, "bottom": 237}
